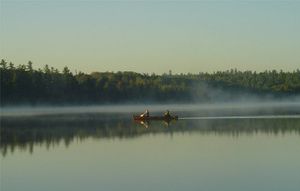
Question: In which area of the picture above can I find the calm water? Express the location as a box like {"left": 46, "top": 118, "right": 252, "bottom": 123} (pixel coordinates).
{"left": 1, "top": 103, "right": 300, "bottom": 191}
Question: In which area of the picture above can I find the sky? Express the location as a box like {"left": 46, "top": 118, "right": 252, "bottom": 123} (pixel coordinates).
{"left": 1, "top": 0, "right": 299, "bottom": 74}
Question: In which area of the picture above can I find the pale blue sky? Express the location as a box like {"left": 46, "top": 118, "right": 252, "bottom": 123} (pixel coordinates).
{"left": 1, "top": 0, "right": 299, "bottom": 74}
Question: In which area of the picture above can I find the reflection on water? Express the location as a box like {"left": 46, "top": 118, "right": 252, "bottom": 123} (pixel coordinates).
{"left": 1, "top": 113, "right": 300, "bottom": 156}
{"left": 1, "top": 105, "right": 300, "bottom": 191}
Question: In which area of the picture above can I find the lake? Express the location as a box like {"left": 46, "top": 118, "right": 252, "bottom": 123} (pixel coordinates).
{"left": 1, "top": 103, "right": 300, "bottom": 191}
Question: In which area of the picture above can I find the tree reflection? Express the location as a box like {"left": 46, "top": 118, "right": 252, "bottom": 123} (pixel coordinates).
{"left": 1, "top": 115, "right": 300, "bottom": 156}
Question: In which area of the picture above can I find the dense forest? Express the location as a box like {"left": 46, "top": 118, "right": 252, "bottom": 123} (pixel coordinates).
{"left": 0, "top": 59, "right": 300, "bottom": 105}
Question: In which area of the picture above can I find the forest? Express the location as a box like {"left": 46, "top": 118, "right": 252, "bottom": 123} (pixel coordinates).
{"left": 1, "top": 59, "right": 300, "bottom": 105}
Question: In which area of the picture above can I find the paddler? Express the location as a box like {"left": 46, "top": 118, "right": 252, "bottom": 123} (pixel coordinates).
{"left": 140, "top": 109, "right": 150, "bottom": 117}
{"left": 164, "top": 110, "right": 171, "bottom": 118}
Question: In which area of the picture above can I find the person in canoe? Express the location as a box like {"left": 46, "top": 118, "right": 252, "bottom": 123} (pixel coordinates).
{"left": 164, "top": 110, "right": 171, "bottom": 118}
{"left": 140, "top": 109, "right": 150, "bottom": 118}
{"left": 133, "top": 110, "right": 178, "bottom": 121}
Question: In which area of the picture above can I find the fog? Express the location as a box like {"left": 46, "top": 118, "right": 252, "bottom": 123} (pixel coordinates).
{"left": 1, "top": 100, "right": 300, "bottom": 117}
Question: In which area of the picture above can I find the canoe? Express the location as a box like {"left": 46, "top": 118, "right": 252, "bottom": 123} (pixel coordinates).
{"left": 133, "top": 115, "right": 178, "bottom": 121}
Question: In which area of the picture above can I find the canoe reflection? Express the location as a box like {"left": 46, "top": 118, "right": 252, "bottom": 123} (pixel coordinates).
{"left": 135, "top": 119, "right": 177, "bottom": 128}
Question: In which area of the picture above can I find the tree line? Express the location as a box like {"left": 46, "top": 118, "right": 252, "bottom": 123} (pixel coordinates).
{"left": 1, "top": 59, "right": 299, "bottom": 105}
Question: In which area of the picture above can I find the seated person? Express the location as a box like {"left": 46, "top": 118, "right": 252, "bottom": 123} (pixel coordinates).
{"left": 164, "top": 110, "right": 171, "bottom": 118}
{"left": 140, "top": 109, "right": 150, "bottom": 117}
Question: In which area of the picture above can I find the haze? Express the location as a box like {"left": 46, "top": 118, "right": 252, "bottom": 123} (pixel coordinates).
{"left": 1, "top": 0, "right": 300, "bottom": 74}
{"left": 1, "top": 101, "right": 299, "bottom": 117}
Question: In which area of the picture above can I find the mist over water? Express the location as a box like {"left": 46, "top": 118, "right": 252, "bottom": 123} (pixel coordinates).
{"left": 1, "top": 100, "right": 300, "bottom": 117}
{"left": 1, "top": 101, "right": 300, "bottom": 191}
{"left": 1, "top": 101, "right": 300, "bottom": 155}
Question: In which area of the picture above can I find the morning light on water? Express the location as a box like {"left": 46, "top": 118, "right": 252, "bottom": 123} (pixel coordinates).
{"left": 1, "top": 103, "right": 300, "bottom": 191}
{"left": 1, "top": 0, "right": 300, "bottom": 191}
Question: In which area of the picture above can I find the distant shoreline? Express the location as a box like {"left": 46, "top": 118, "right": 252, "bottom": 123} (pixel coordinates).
{"left": 1, "top": 59, "right": 300, "bottom": 106}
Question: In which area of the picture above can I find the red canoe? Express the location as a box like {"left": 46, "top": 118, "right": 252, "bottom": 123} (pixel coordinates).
{"left": 133, "top": 115, "right": 178, "bottom": 121}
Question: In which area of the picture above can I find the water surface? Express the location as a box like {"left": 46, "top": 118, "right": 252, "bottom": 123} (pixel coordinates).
{"left": 1, "top": 104, "right": 300, "bottom": 191}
